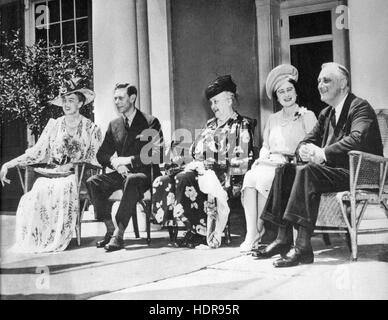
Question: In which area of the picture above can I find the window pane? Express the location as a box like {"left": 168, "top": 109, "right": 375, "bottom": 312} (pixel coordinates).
{"left": 48, "top": 23, "right": 61, "bottom": 46}
{"left": 47, "top": 0, "right": 60, "bottom": 23}
{"left": 290, "top": 41, "right": 333, "bottom": 115}
{"left": 62, "top": 20, "right": 75, "bottom": 44}
{"left": 76, "top": 18, "right": 88, "bottom": 42}
{"left": 75, "top": 0, "right": 88, "bottom": 17}
{"left": 35, "top": 26, "right": 47, "bottom": 47}
{"left": 61, "top": 0, "right": 74, "bottom": 21}
{"left": 62, "top": 44, "right": 75, "bottom": 53}
{"left": 289, "top": 11, "right": 332, "bottom": 39}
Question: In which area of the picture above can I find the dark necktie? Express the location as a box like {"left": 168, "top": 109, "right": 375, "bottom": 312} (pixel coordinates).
{"left": 325, "top": 107, "right": 336, "bottom": 147}
{"left": 124, "top": 117, "right": 130, "bottom": 131}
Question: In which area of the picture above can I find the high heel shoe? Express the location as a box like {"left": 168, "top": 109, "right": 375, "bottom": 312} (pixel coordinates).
{"left": 239, "top": 229, "right": 265, "bottom": 254}
{"left": 252, "top": 240, "right": 291, "bottom": 259}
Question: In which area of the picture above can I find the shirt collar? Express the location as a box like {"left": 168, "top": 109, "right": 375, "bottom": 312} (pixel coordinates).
{"left": 122, "top": 107, "right": 137, "bottom": 126}
{"left": 333, "top": 93, "right": 348, "bottom": 124}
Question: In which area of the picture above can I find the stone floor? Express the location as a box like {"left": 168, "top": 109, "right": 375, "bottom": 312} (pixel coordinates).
{"left": 1, "top": 207, "right": 388, "bottom": 300}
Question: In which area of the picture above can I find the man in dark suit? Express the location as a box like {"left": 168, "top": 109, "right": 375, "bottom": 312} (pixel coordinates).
{"left": 253, "top": 62, "right": 383, "bottom": 267}
{"left": 87, "top": 83, "right": 163, "bottom": 252}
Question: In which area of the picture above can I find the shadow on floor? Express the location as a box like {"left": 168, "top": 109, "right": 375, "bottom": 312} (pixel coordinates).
{"left": 0, "top": 261, "right": 98, "bottom": 275}
{"left": 1, "top": 291, "right": 111, "bottom": 300}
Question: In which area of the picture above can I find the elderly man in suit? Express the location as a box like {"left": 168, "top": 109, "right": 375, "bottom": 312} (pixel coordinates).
{"left": 87, "top": 83, "right": 163, "bottom": 252}
{"left": 253, "top": 62, "right": 383, "bottom": 267}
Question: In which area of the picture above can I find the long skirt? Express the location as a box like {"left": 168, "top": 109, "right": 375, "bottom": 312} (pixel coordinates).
{"left": 152, "top": 170, "right": 211, "bottom": 236}
{"left": 10, "top": 175, "right": 78, "bottom": 253}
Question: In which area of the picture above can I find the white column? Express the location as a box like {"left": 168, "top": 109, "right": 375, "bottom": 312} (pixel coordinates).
{"left": 136, "top": 0, "right": 152, "bottom": 114}
{"left": 348, "top": 0, "right": 388, "bottom": 109}
{"left": 92, "top": 0, "right": 139, "bottom": 132}
{"left": 255, "top": 0, "right": 281, "bottom": 136}
{"left": 147, "top": 0, "right": 173, "bottom": 142}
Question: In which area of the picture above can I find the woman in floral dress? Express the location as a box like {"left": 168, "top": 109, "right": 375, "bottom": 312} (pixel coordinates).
{"left": 240, "top": 65, "right": 317, "bottom": 253}
{"left": 152, "top": 75, "right": 254, "bottom": 248}
{"left": 0, "top": 78, "right": 102, "bottom": 253}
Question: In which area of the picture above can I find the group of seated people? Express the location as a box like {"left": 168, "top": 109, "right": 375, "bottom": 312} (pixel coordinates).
{"left": 0, "top": 61, "right": 383, "bottom": 268}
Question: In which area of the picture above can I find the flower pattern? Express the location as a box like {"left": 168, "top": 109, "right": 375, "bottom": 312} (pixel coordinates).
{"left": 152, "top": 112, "right": 254, "bottom": 239}
{"left": 185, "top": 186, "right": 198, "bottom": 201}
{"left": 9, "top": 116, "right": 102, "bottom": 253}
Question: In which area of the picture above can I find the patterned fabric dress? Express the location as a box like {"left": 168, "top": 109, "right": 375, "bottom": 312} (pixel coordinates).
{"left": 9, "top": 116, "right": 102, "bottom": 253}
{"left": 152, "top": 112, "right": 254, "bottom": 237}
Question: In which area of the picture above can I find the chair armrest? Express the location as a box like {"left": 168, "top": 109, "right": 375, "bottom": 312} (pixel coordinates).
{"left": 349, "top": 150, "right": 388, "bottom": 164}
{"left": 72, "top": 162, "right": 102, "bottom": 171}
{"left": 348, "top": 151, "right": 388, "bottom": 197}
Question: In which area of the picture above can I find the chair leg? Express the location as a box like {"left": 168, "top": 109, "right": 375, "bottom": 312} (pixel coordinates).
{"left": 224, "top": 219, "right": 232, "bottom": 245}
{"left": 322, "top": 233, "right": 331, "bottom": 246}
{"left": 350, "top": 198, "right": 358, "bottom": 262}
{"left": 146, "top": 210, "right": 151, "bottom": 245}
{"left": 132, "top": 211, "right": 140, "bottom": 239}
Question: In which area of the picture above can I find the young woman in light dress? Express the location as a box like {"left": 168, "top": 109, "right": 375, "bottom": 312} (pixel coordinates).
{"left": 0, "top": 79, "right": 102, "bottom": 253}
{"left": 239, "top": 65, "right": 317, "bottom": 253}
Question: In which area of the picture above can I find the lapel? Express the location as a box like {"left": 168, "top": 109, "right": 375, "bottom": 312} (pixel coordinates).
{"left": 329, "top": 93, "right": 353, "bottom": 144}
{"left": 121, "top": 109, "right": 147, "bottom": 154}
{"left": 323, "top": 93, "right": 354, "bottom": 146}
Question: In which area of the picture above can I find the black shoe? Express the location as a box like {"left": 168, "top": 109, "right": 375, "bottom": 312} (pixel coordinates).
{"left": 177, "top": 231, "right": 196, "bottom": 248}
{"left": 104, "top": 236, "right": 124, "bottom": 252}
{"left": 273, "top": 248, "right": 314, "bottom": 268}
{"left": 96, "top": 233, "right": 112, "bottom": 248}
{"left": 252, "top": 241, "right": 291, "bottom": 259}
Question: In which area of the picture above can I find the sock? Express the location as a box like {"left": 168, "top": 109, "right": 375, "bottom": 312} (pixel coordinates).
{"left": 295, "top": 225, "right": 313, "bottom": 251}
{"left": 275, "top": 223, "right": 293, "bottom": 244}
{"left": 104, "top": 219, "right": 115, "bottom": 235}
{"left": 113, "top": 222, "right": 125, "bottom": 239}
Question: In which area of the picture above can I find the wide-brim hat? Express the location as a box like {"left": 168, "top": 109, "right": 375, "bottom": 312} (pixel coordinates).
{"left": 50, "top": 77, "right": 95, "bottom": 107}
{"left": 205, "top": 75, "right": 237, "bottom": 100}
{"left": 265, "top": 64, "right": 298, "bottom": 99}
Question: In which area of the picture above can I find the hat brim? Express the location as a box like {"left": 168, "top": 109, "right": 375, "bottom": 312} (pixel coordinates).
{"left": 265, "top": 64, "right": 299, "bottom": 100}
{"left": 50, "top": 88, "right": 95, "bottom": 107}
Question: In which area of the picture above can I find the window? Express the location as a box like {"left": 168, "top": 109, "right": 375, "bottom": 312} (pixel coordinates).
{"left": 280, "top": 0, "right": 349, "bottom": 115}
{"left": 33, "top": 0, "right": 91, "bottom": 57}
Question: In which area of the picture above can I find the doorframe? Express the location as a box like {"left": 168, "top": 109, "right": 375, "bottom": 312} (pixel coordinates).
{"left": 280, "top": 0, "right": 349, "bottom": 69}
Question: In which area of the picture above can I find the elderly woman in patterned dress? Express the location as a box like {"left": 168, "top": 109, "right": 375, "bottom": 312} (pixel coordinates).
{"left": 0, "top": 78, "right": 102, "bottom": 253}
{"left": 152, "top": 75, "right": 254, "bottom": 248}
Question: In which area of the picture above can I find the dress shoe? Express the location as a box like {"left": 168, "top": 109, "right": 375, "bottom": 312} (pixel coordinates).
{"left": 96, "top": 233, "right": 112, "bottom": 248}
{"left": 252, "top": 241, "right": 291, "bottom": 259}
{"left": 177, "top": 231, "right": 196, "bottom": 248}
{"left": 104, "top": 236, "right": 124, "bottom": 252}
{"left": 273, "top": 247, "right": 314, "bottom": 268}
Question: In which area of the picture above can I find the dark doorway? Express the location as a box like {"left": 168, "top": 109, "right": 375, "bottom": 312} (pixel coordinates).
{"left": 291, "top": 41, "right": 333, "bottom": 116}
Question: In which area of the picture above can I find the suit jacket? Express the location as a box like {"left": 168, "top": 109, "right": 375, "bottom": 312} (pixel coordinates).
{"left": 297, "top": 93, "right": 383, "bottom": 169}
{"left": 97, "top": 109, "right": 163, "bottom": 176}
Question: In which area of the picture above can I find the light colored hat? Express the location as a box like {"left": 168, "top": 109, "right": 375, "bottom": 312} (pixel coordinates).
{"left": 50, "top": 77, "right": 95, "bottom": 107}
{"left": 265, "top": 64, "right": 299, "bottom": 99}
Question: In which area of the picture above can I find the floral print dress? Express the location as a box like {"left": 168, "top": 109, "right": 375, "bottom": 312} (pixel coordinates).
{"left": 9, "top": 116, "right": 102, "bottom": 253}
{"left": 152, "top": 112, "right": 254, "bottom": 237}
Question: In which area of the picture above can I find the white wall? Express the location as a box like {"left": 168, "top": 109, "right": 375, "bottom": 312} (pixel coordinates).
{"left": 92, "top": 0, "right": 139, "bottom": 132}
{"left": 349, "top": 0, "right": 388, "bottom": 109}
{"left": 147, "top": 0, "right": 173, "bottom": 142}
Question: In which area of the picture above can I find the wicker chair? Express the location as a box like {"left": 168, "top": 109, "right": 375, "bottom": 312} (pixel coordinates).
{"left": 316, "top": 109, "right": 388, "bottom": 261}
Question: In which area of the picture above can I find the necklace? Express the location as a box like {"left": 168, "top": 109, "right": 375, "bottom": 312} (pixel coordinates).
{"left": 280, "top": 105, "right": 299, "bottom": 127}
{"left": 64, "top": 117, "right": 81, "bottom": 135}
